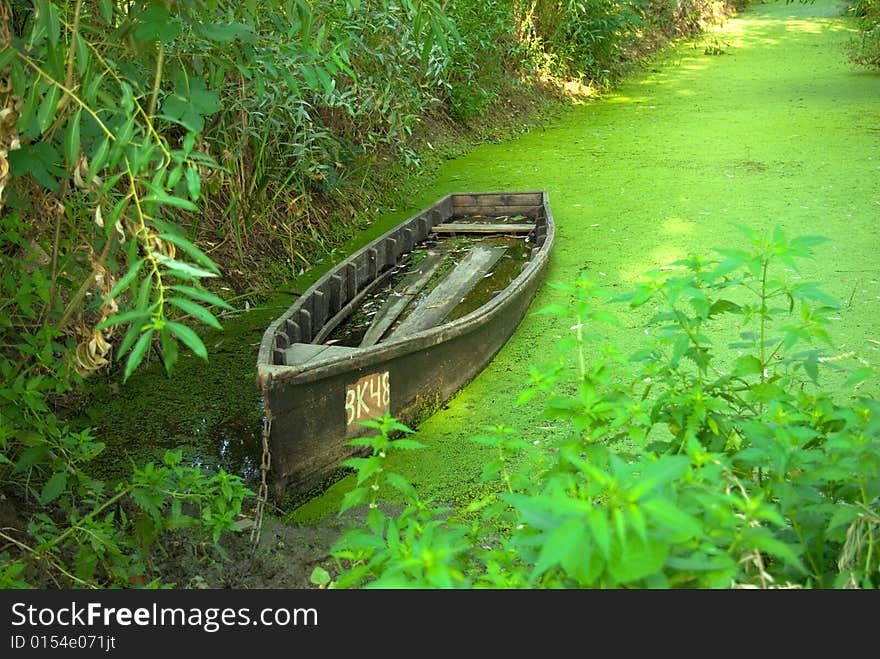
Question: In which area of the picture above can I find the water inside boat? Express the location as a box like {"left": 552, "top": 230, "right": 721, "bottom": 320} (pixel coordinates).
{"left": 322, "top": 216, "right": 534, "bottom": 348}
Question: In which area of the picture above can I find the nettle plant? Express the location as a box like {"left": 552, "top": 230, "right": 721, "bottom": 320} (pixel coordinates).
{"left": 316, "top": 227, "right": 879, "bottom": 589}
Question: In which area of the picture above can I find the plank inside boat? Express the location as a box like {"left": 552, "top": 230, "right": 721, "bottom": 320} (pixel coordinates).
{"left": 431, "top": 222, "right": 536, "bottom": 234}
{"left": 389, "top": 245, "right": 507, "bottom": 339}
{"left": 359, "top": 251, "right": 446, "bottom": 347}
{"left": 283, "top": 342, "right": 359, "bottom": 366}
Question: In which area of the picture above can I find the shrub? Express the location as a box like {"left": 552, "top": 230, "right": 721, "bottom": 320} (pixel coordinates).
{"left": 318, "top": 227, "right": 878, "bottom": 589}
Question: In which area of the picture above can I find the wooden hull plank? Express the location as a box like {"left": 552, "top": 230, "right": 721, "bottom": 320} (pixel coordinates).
{"left": 431, "top": 222, "right": 535, "bottom": 234}
{"left": 390, "top": 245, "right": 507, "bottom": 339}
{"left": 284, "top": 342, "right": 359, "bottom": 366}
{"left": 359, "top": 251, "right": 446, "bottom": 348}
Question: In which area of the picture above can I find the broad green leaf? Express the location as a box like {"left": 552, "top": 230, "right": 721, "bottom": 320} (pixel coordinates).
{"left": 708, "top": 299, "right": 742, "bottom": 318}
{"left": 532, "top": 517, "right": 588, "bottom": 582}
{"left": 353, "top": 456, "right": 381, "bottom": 485}
{"left": 36, "top": 84, "right": 60, "bottom": 135}
{"left": 7, "top": 142, "right": 62, "bottom": 191}
{"left": 88, "top": 136, "right": 110, "bottom": 179}
{"left": 97, "top": 0, "right": 113, "bottom": 23}
{"left": 95, "top": 308, "right": 152, "bottom": 332}
{"left": 626, "top": 504, "right": 648, "bottom": 543}
{"left": 366, "top": 506, "right": 384, "bottom": 535}
{"left": 827, "top": 504, "right": 860, "bottom": 531}
{"left": 143, "top": 192, "right": 198, "bottom": 212}
{"left": 589, "top": 508, "right": 611, "bottom": 561}
{"left": 629, "top": 455, "right": 690, "bottom": 500}
{"left": 39, "top": 472, "right": 67, "bottom": 505}
{"left": 135, "top": 271, "right": 153, "bottom": 309}
{"left": 167, "top": 164, "right": 183, "bottom": 189}
{"left": 168, "top": 297, "right": 221, "bottom": 329}
{"left": 480, "top": 458, "right": 503, "bottom": 482}
{"left": 159, "top": 326, "right": 179, "bottom": 374}
{"left": 0, "top": 46, "right": 17, "bottom": 71}
{"left": 73, "top": 32, "right": 89, "bottom": 77}
{"left": 301, "top": 65, "right": 319, "bottom": 92}
{"left": 15, "top": 444, "right": 50, "bottom": 472}
{"left": 629, "top": 285, "right": 654, "bottom": 307}
{"left": 732, "top": 354, "right": 763, "bottom": 378}
{"left": 84, "top": 71, "right": 106, "bottom": 105}
{"left": 104, "top": 259, "right": 144, "bottom": 303}
{"left": 742, "top": 528, "right": 805, "bottom": 572}
{"left": 310, "top": 567, "right": 331, "bottom": 587}
{"left": 340, "top": 456, "right": 369, "bottom": 471}
{"left": 116, "top": 320, "right": 143, "bottom": 361}
{"left": 384, "top": 472, "right": 417, "bottom": 501}
{"left": 188, "top": 82, "right": 221, "bottom": 116}
{"left": 159, "top": 96, "right": 203, "bottom": 133}
{"left": 156, "top": 255, "right": 218, "bottom": 280}
{"left": 171, "top": 284, "right": 233, "bottom": 310}
{"left": 133, "top": 6, "right": 182, "bottom": 43}
{"left": 38, "top": 0, "right": 61, "bottom": 48}
{"left": 185, "top": 165, "right": 201, "bottom": 201}
{"left": 666, "top": 553, "right": 736, "bottom": 572}
{"left": 105, "top": 194, "right": 131, "bottom": 236}
{"left": 315, "top": 65, "right": 335, "bottom": 96}
{"left": 641, "top": 498, "right": 703, "bottom": 539}
{"left": 607, "top": 533, "right": 668, "bottom": 584}
{"left": 338, "top": 487, "right": 367, "bottom": 515}
{"left": 64, "top": 109, "right": 82, "bottom": 168}
{"left": 389, "top": 439, "right": 425, "bottom": 451}
{"left": 114, "top": 115, "right": 135, "bottom": 149}
{"left": 123, "top": 328, "right": 154, "bottom": 382}
{"left": 158, "top": 233, "right": 219, "bottom": 273}
{"left": 17, "top": 80, "right": 44, "bottom": 135}
{"left": 165, "top": 321, "right": 208, "bottom": 360}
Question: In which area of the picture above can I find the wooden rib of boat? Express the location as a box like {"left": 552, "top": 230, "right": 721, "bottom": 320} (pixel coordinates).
{"left": 256, "top": 191, "right": 555, "bottom": 498}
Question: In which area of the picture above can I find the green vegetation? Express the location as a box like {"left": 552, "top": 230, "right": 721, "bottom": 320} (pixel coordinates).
{"left": 317, "top": 229, "right": 878, "bottom": 589}
{"left": 1, "top": 0, "right": 876, "bottom": 589}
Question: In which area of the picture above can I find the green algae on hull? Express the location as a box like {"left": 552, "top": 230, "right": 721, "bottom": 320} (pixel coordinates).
{"left": 290, "top": 0, "right": 879, "bottom": 524}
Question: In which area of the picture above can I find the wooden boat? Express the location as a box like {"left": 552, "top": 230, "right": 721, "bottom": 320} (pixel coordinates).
{"left": 256, "top": 191, "right": 555, "bottom": 498}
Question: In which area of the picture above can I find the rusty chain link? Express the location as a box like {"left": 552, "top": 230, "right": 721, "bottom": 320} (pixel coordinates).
{"left": 250, "top": 389, "right": 272, "bottom": 551}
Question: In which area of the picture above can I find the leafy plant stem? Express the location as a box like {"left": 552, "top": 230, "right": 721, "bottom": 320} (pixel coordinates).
{"left": 57, "top": 232, "right": 118, "bottom": 332}
{"left": 63, "top": 0, "right": 84, "bottom": 91}
{"left": 149, "top": 43, "right": 165, "bottom": 120}
{"left": 39, "top": 488, "right": 130, "bottom": 554}
{"left": 760, "top": 258, "right": 769, "bottom": 385}
{"left": 0, "top": 530, "right": 95, "bottom": 589}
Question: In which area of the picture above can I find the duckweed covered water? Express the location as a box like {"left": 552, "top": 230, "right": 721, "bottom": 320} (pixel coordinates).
{"left": 73, "top": 1, "right": 878, "bottom": 523}
{"left": 291, "top": 0, "right": 879, "bottom": 522}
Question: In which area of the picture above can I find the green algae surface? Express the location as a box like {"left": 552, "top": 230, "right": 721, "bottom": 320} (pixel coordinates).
{"left": 71, "top": 295, "right": 295, "bottom": 488}
{"left": 73, "top": 1, "right": 878, "bottom": 523}
{"left": 290, "top": 0, "right": 880, "bottom": 523}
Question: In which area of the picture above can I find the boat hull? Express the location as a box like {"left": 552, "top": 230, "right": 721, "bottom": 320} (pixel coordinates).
{"left": 257, "top": 191, "right": 555, "bottom": 498}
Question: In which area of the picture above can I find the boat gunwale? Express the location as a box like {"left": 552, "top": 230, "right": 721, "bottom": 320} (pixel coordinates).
{"left": 256, "top": 190, "right": 555, "bottom": 386}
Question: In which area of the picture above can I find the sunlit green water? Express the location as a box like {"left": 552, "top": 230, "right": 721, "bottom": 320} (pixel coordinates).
{"left": 292, "top": 0, "right": 880, "bottom": 522}
{"left": 75, "top": 1, "right": 878, "bottom": 517}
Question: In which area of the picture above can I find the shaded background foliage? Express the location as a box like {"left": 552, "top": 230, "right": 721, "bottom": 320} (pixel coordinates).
{"left": 848, "top": 0, "right": 880, "bottom": 66}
